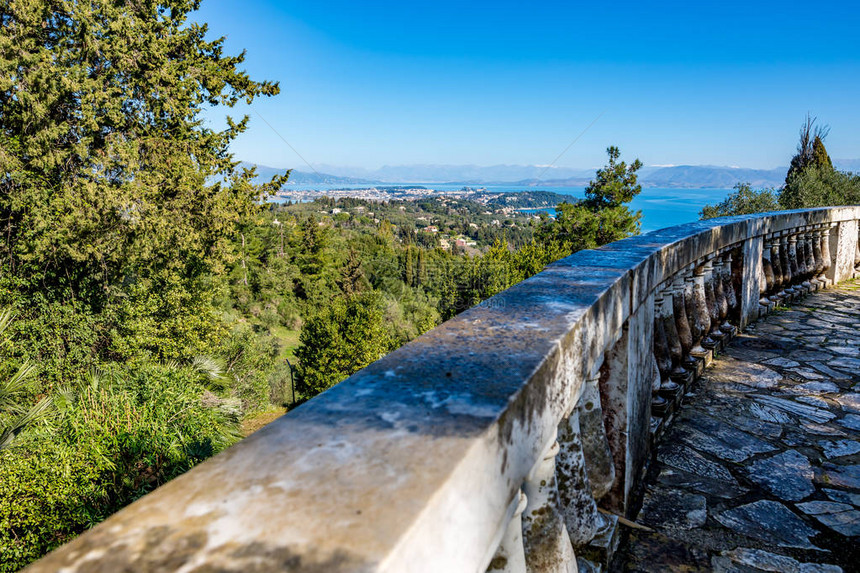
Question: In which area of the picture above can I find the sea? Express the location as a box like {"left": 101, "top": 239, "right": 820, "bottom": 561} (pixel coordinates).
{"left": 270, "top": 184, "right": 735, "bottom": 234}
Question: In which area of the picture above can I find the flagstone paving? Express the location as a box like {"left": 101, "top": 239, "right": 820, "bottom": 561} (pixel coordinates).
{"left": 614, "top": 281, "right": 860, "bottom": 573}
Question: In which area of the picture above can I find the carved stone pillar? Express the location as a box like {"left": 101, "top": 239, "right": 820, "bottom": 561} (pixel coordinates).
{"left": 691, "top": 265, "right": 712, "bottom": 353}
{"left": 804, "top": 229, "right": 816, "bottom": 281}
{"left": 671, "top": 274, "right": 696, "bottom": 370}
{"left": 579, "top": 376, "right": 615, "bottom": 501}
{"left": 722, "top": 252, "right": 739, "bottom": 319}
{"left": 488, "top": 491, "right": 528, "bottom": 573}
{"left": 787, "top": 233, "right": 800, "bottom": 289}
{"left": 557, "top": 413, "right": 606, "bottom": 551}
{"left": 761, "top": 238, "right": 775, "bottom": 298}
{"left": 651, "top": 298, "right": 676, "bottom": 412}
{"left": 779, "top": 233, "right": 793, "bottom": 295}
{"left": 713, "top": 257, "right": 728, "bottom": 328}
{"left": 769, "top": 235, "right": 784, "bottom": 297}
{"left": 795, "top": 231, "right": 808, "bottom": 280}
{"left": 658, "top": 288, "right": 688, "bottom": 382}
{"left": 703, "top": 261, "right": 723, "bottom": 344}
{"left": 821, "top": 224, "right": 833, "bottom": 280}
{"left": 524, "top": 435, "right": 577, "bottom": 573}
{"left": 854, "top": 234, "right": 860, "bottom": 273}
{"left": 812, "top": 228, "right": 825, "bottom": 282}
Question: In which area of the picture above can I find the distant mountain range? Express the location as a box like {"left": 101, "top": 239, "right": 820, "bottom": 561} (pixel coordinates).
{"left": 243, "top": 159, "right": 860, "bottom": 190}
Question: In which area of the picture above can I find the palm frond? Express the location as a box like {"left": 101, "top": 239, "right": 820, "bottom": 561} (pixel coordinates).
{"left": 191, "top": 355, "right": 225, "bottom": 382}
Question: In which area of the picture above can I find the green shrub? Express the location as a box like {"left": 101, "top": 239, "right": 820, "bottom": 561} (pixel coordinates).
{"left": 0, "top": 362, "right": 240, "bottom": 572}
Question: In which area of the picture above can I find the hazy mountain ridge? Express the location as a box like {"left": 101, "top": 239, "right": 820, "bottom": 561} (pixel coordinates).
{"left": 244, "top": 160, "right": 860, "bottom": 189}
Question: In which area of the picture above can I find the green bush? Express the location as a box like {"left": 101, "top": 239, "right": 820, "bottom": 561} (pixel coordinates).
{"left": 0, "top": 362, "right": 240, "bottom": 572}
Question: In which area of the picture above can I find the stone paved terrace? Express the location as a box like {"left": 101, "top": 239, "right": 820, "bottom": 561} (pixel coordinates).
{"left": 616, "top": 280, "right": 860, "bottom": 573}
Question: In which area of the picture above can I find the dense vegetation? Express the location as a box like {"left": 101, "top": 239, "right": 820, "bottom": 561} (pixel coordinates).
{"left": 700, "top": 117, "right": 860, "bottom": 219}
{"left": 0, "top": 2, "right": 644, "bottom": 569}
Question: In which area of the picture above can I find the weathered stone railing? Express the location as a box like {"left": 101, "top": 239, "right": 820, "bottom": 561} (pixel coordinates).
{"left": 28, "top": 207, "right": 860, "bottom": 573}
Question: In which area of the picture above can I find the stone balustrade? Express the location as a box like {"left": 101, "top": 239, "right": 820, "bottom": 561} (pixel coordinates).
{"left": 27, "top": 207, "right": 860, "bottom": 573}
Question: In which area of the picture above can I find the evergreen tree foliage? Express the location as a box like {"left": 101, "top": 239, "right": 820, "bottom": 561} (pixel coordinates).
{"left": 295, "top": 293, "right": 392, "bottom": 397}
{"left": 700, "top": 183, "right": 781, "bottom": 219}
{"left": 0, "top": 0, "right": 285, "bottom": 374}
{"left": 536, "top": 146, "right": 642, "bottom": 252}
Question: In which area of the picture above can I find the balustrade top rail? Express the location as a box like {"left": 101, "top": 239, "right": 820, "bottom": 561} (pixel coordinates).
{"left": 28, "top": 207, "right": 860, "bottom": 573}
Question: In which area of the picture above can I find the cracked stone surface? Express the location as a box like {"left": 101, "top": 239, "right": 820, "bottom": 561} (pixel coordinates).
{"left": 742, "top": 450, "right": 814, "bottom": 501}
{"left": 615, "top": 281, "right": 860, "bottom": 573}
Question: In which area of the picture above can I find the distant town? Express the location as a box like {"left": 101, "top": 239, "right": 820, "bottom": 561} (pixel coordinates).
{"left": 274, "top": 186, "right": 569, "bottom": 212}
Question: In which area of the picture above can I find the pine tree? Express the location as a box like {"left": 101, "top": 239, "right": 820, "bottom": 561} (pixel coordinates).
{"left": 404, "top": 247, "right": 415, "bottom": 287}
{"left": 0, "top": 0, "right": 286, "bottom": 366}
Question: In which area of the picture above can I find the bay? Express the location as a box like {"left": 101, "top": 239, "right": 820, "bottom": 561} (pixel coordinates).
{"left": 269, "top": 184, "right": 736, "bottom": 234}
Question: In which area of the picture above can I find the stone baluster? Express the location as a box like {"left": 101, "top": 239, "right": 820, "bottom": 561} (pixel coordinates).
{"left": 722, "top": 251, "right": 738, "bottom": 316}
{"left": 702, "top": 260, "right": 723, "bottom": 345}
{"left": 654, "top": 292, "right": 683, "bottom": 406}
{"left": 804, "top": 228, "right": 816, "bottom": 283}
{"left": 787, "top": 233, "right": 800, "bottom": 294}
{"left": 821, "top": 225, "right": 833, "bottom": 283}
{"left": 659, "top": 286, "right": 689, "bottom": 384}
{"left": 769, "top": 235, "right": 784, "bottom": 300}
{"left": 761, "top": 238, "right": 775, "bottom": 305}
{"left": 778, "top": 233, "right": 793, "bottom": 298}
{"left": 797, "top": 227, "right": 813, "bottom": 294}
{"left": 718, "top": 252, "right": 737, "bottom": 334}
{"left": 557, "top": 380, "right": 615, "bottom": 552}
{"left": 488, "top": 491, "right": 528, "bottom": 573}
{"left": 795, "top": 230, "right": 808, "bottom": 283}
{"left": 807, "top": 227, "right": 820, "bottom": 287}
{"left": 652, "top": 297, "right": 675, "bottom": 414}
{"left": 812, "top": 227, "right": 825, "bottom": 281}
{"left": 690, "top": 264, "right": 713, "bottom": 353}
{"left": 671, "top": 274, "right": 697, "bottom": 371}
{"left": 579, "top": 375, "right": 615, "bottom": 502}
{"left": 713, "top": 257, "right": 729, "bottom": 330}
{"left": 854, "top": 231, "right": 860, "bottom": 273}
{"left": 523, "top": 433, "right": 577, "bottom": 573}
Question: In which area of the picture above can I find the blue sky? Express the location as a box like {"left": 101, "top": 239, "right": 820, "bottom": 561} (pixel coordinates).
{"left": 196, "top": 1, "right": 860, "bottom": 170}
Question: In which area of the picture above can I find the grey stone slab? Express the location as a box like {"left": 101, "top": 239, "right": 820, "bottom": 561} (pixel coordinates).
{"left": 837, "top": 414, "right": 860, "bottom": 432}
{"left": 793, "top": 350, "right": 836, "bottom": 362}
{"left": 835, "top": 393, "right": 860, "bottom": 415}
{"left": 713, "top": 500, "right": 819, "bottom": 549}
{"left": 762, "top": 357, "right": 801, "bottom": 368}
{"left": 808, "top": 362, "right": 852, "bottom": 379}
{"left": 712, "top": 548, "right": 843, "bottom": 573}
{"left": 817, "top": 463, "right": 860, "bottom": 490}
{"left": 823, "top": 488, "right": 860, "bottom": 507}
{"left": 658, "top": 441, "right": 737, "bottom": 483}
{"left": 795, "top": 396, "right": 832, "bottom": 409}
{"left": 639, "top": 489, "right": 707, "bottom": 531}
{"left": 657, "top": 466, "right": 747, "bottom": 499}
{"left": 787, "top": 381, "right": 841, "bottom": 395}
{"left": 749, "top": 401, "right": 794, "bottom": 424}
{"left": 821, "top": 439, "right": 860, "bottom": 459}
{"left": 803, "top": 422, "right": 847, "bottom": 436}
{"left": 742, "top": 450, "right": 815, "bottom": 502}
{"left": 753, "top": 395, "right": 836, "bottom": 423}
{"left": 796, "top": 500, "right": 860, "bottom": 537}
{"left": 830, "top": 346, "right": 859, "bottom": 356}
{"left": 707, "top": 357, "right": 784, "bottom": 390}
{"left": 677, "top": 415, "right": 778, "bottom": 463}
{"left": 830, "top": 357, "right": 860, "bottom": 372}
{"left": 725, "top": 411, "right": 784, "bottom": 440}
{"left": 785, "top": 368, "right": 826, "bottom": 380}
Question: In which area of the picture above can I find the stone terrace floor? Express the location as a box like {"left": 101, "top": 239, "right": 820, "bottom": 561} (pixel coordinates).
{"left": 614, "top": 280, "right": 860, "bottom": 573}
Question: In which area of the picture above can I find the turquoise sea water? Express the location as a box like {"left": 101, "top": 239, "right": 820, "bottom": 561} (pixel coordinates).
{"left": 271, "top": 185, "right": 735, "bottom": 234}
